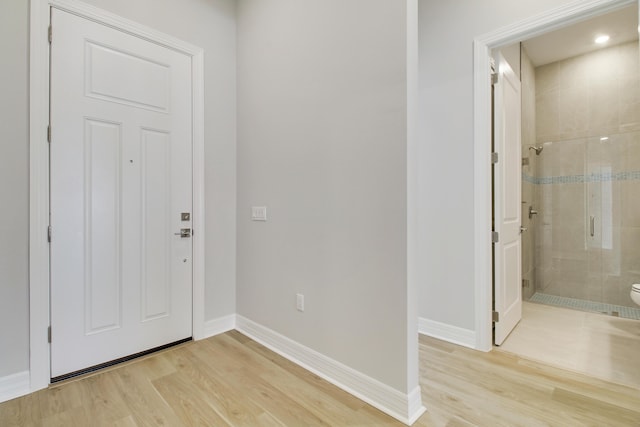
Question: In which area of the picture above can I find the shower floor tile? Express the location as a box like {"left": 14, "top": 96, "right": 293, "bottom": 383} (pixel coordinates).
{"left": 498, "top": 302, "right": 640, "bottom": 390}
{"left": 529, "top": 292, "right": 640, "bottom": 320}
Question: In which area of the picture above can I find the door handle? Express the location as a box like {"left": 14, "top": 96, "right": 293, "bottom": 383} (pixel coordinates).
{"left": 590, "top": 216, "right": 595, "bottom": 237}
{"left": 174, "top": 228, "right": 191, "bottom": 238}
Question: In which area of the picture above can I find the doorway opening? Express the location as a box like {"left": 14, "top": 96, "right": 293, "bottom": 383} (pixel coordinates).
{"left": 489, "top": 2, "right": 640, "bottom": 389}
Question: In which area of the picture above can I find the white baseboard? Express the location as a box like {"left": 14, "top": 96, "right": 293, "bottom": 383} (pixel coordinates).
{"left": 419, "top": 317, "right": 476, "bottom": 349}
{"left": 407, "top": 385, "right": 427, "bottom": 424}
{"left": 236, "top": 315, "right": 426, "bottom": 425}
{"left": 201, "top": 314, "right": 236, "bottom": 339}
{"left": 0, "top": 371, "right": 30, "bottom": 403}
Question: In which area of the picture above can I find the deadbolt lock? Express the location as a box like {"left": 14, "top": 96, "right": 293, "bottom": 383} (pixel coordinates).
{"left": 181, "top": 212, "right": 191, "bottom": 221}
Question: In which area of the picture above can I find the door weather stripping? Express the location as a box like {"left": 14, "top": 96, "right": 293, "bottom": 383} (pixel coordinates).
{"left": 491, "top": 231, "right": 499, "bottom": 243}
{"left": 491, "top": 152, "right": 499, "bottom": 164}
{"left": 492, "top": 311, "right": 500, "bottom": 322}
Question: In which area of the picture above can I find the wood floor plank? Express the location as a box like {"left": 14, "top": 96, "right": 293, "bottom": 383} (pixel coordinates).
{"left": 551, "top": 387, "right": 640, "bottom": 426}
{"left": 37, "top": 380, "right": 88, "bottom": 420}
{"left": 0, "top": 392, "right": 42, "bottom": 427}
{"left": 191, "top": 341, "right": 334, "bottom": 427}
{"left": 419, "top": 335, "right": 640, "bottom": 426}
{"left": 237, "top": 374, "right": 332, "bottom": 426}
{"left": 2, "top": 331, "right": 639, "bottom": 426}
{"left": 152, "top": 371, "right": 232, "bottom": 426}
{"left": 75, "top": 373, "right": 132, "bottom": 426}
{"left": 244, "top": 338, "right": 374, "bottom": 412}
{"left": 131, "top": 351, "right": 178, "bottom": 381}
{"left": 111, "top": 364, "right": 183, "bottom": 427}
{"left": 40, "top": 405, "right": 90, "bottom": 427}
{"left": 161, "top": 345, "right": 270, "bottom": 426}
{"left": 208, "top": 334, "right": 395, "bottom": 425}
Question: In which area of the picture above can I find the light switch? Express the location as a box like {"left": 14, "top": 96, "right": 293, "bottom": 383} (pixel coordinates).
{"left": 251, "top": 206, "right": 267, "bottom": 221}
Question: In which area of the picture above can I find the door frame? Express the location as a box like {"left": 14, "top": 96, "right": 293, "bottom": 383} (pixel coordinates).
{"left": 473, "top": 0, "right": 636, "bottom": 351}
{"left": 29, "top": 0, "right": 206, "bottom": 391}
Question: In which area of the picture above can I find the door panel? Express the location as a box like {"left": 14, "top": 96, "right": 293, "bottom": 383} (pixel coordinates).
{"left": 493, "top": 53, "right": 522, "bottom": 346}
{"left": 50, "top": 8, "right": 193, "bottom": 377}
{"left": 84, "top": 118, "right": 122, "bottom": 335}
{"left": 85, "top": 41, "right": 171, "bottom": 112}
{"left": 141, "top": 128, "right": 172, "bottom": 321}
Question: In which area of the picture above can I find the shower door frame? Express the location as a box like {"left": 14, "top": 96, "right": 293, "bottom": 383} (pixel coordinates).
{"left": 472, "top": 0, "right": 637, "bottom": 352}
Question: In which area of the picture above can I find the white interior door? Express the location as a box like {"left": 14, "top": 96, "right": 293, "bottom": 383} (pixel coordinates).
{"left": 50, "top": 8, "right": 193, "bottom": 378}
{"left": 493, "top": 53, "right": 522, "bottom": 346}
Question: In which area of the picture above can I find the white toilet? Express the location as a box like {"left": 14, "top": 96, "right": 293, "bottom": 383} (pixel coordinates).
{"left": 632, "top": 284, "right": 640, "bottom": 306}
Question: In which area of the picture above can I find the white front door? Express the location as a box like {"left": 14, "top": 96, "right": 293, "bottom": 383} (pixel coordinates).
{"left": 50, "top": 8, "right": 193, "bottom": 378}
{"left": 493, "top": 53, "right": 522, "bottom": 346}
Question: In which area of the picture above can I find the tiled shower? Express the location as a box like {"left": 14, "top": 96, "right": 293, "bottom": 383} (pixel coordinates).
{"left": 521, "top": 41, "right": 640, "bottom": 320}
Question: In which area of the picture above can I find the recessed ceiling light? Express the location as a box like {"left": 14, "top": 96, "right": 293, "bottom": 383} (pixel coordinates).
{"left": 595, "top": 35, "right": 610, "bottom": 44}
{"left": 600, "top": 136, "right": 609, "bottom": 141}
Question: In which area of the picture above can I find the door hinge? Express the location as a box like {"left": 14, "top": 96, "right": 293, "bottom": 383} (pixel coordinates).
{"left": 48, "top": 26, "right": 52, "bottom": 44}
{"left": 47, "top": 125, "right": 51, "bottom": 143}
{"left": 491, "top": 152, "right": 499, "bottom": 164}
{"left": 492, "top": 311, "right": 500, "bottom": 322}
{"left": 47, "top": 225, "right": 52, "bottom": 243}
{"left": 491, "top": 72, "right": 499, "bottom": 85}
{"left": 492, "top": 231, "right": 499, "bottom": 243}
{"left": 48, "top": 326, "right": 52, "bottom": 343}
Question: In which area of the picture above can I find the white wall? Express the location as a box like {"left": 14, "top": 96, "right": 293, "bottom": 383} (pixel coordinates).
{"left": 78, "top": 0, "right": 237, "bottom": 324}
{"left": 0, "top": 0, "right": 236, "bottom": 379}
{"left": 417, "top": 0, "right": 576, "bottom": 332}
{"left": 0, "top": 0, "right": 30, "bottom": 378}
{"left": 236, "top": 0, "right": 413, "bottom": 392}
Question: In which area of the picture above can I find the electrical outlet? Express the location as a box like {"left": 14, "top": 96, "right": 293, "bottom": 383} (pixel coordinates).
{"left": 296, "top": 294, "right": 304, "bottom": 312}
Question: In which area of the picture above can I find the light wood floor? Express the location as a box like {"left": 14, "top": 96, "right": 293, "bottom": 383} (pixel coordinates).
{"left": 1, "top": 330, "right": 639, "bottom": 426}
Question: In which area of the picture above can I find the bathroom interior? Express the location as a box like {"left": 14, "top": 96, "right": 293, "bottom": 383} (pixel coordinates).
{"left": 496, "top": 3, "right": 640, "bottom": 389}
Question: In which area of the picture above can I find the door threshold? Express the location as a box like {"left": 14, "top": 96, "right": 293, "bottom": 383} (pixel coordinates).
{"left": 50, "top": 337, "right": 192, "bottom": 384}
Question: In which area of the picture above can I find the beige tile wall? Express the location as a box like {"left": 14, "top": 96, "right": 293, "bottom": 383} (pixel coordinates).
{"left": 533, "top": 41, "right": 640, "bottom": 308}
{"left": 536, "top": 41, "right": 640, "bottom": 143}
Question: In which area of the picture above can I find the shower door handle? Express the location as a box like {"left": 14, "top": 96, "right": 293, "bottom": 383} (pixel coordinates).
{"left": 590, "top": 216, "right": 595, "bottom": 237}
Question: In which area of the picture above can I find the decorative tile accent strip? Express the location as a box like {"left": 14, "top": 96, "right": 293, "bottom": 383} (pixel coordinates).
{"left": 529, "top": 292, "right": 640, "bottom": 321}
{"left": 522, "top": 171, "right": 640, "bottom": 185}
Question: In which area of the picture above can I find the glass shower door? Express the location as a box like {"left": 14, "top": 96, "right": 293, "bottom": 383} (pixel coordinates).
{"left": 534, "top": 132, "right": 640, "bottom": 319}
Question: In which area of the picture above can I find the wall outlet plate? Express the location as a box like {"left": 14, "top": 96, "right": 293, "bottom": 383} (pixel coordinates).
{"left": 296, "top": 293, "right": 304, "bottom": 312}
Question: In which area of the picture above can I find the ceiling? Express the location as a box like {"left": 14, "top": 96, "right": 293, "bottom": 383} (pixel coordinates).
{"left": 522, "top": 4, "right": 639, "bottom": 67}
